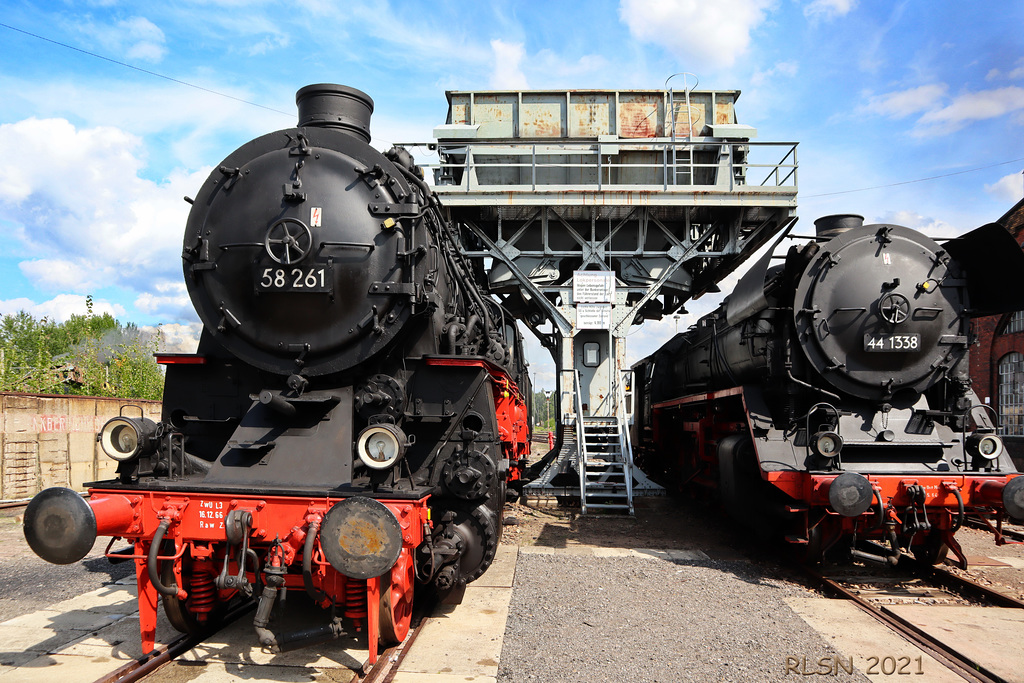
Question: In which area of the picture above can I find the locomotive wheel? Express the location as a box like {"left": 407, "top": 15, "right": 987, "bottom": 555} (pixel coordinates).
{"left": 161, "top": 554, "right": 227, "bottom": 636}
{"left": 378, "top": 548, "right": 414, "bottom": 644}
{"left": 436, "top": 503, "right": 498, "bottom": 584}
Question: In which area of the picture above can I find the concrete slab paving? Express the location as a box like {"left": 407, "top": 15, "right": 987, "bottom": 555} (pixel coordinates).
{"left": 391, "top": 674, "right": 496, "bottom": 683}
{"left": 0, "top": 651, "right": 40, "bottom": 669}
{"left": 55, "top": 612, "right": 176, "bottom": 661}
{"left": 0, "top": 607, "right": 127, "bottom": 633}
{"left": 885, "top": 605, "right": 1024, "bottom": 683}
{"left": 990, "top": 556, "right": 1024, "bottom": 569}
{"left": 0, "top": 620, "right": 92, "bottom": 653}
{"left": 175, "top": 613, "right": 367, "bottom": 670}
{"left": 518, "top": 545, "right": 708, "bottom": 561}
{"left": 395, "top": 545, "right": 518, "bottom": 682}
{"left": 47, "top": 585, "right": 138, "bottom": 614}
{"left": 395, "top": 588, "right": 511, "bottom": 679}
{"left": 472, "top": 544, "right": 517, "bottom": 588}
{"left": 0, "top": 588, "right": 176, "bottom": 678}
{"left": 0, "top": 653, "right": 143, "bottom": 681}
{"left": 784, "top": 596, "right": 964, "bottom": 683}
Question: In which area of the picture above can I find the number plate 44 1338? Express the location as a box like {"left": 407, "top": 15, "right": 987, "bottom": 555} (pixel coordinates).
{"left": 255, "top": 263, "right": 332, "bottom": 293}
{"left": 863, "top": 333, "right": 920, "bottom": 352}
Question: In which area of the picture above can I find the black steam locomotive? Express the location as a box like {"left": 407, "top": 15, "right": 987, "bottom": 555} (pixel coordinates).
{"left": 23, "top": 84, "right": 531, "bottom": 662}
{"left": 633, "top": 214, "right": 1024, "bottom": 566}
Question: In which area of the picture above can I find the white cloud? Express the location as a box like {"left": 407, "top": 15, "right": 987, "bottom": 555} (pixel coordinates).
{"left": 0, "top": 117, "right": 207, "bottom": 304}
{"left": 985, "top": 58, "right": 1024, "bottom": 82}
{"left": 74, "top": 16, "right": 168, "bottom": 63}
{"left": 619, "top": 0, "right": 775, "bottom": 70}
{"left": 142, "top": 322, "right": 202, "bottom": 354}
{"left": 19, "top": 259, "right": 117, "bottom": 293}
{"left": 861, "top": 84, "right": 948, "bottom": 118}
{"left": 134, "top": 281, "right": 193, "bottom": 320}
{"left": 0, "top": 75, "right": 290, "bottom": 171}
{"left": 751, "top": 61, "right": 799, "bottom": 86}
{"left": 916, "top": 86, "right": 1024, "bottom": 136}
{"left": 533, "top": 50, "right": 609, "bottom": 81}
{"left": 0, "top": 294, "right": 124, "bottom": 322}
{"left": 490, "top": 40, "right": 529, "bottom": 89}
{"left": 804, "top": 0, "right": 857, "bottom": 20}
{"left": 872, "top": 210, "right": 957, "bottom": 239}
{"left": 857, "top": 85, "right": 1024, "bottom": 137}
{"left": 246, "top": 33, "right": 292, "bottom": 56}
{"left": 985, "top": 172, "right": 1024, "bottom": 203}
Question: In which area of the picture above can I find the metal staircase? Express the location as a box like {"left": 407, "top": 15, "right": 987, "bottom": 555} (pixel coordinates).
{"left": 576, "top": 372, "right": 634, "bottom": 514}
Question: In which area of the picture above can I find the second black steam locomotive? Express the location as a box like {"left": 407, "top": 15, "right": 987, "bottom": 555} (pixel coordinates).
{"left": 633, "top": 214, "right": 1024, "bottom": 566}
{"left": 23, "top": 84, "right": 531, "bottom": 661}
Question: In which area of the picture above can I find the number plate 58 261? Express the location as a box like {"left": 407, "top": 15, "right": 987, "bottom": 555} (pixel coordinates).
{"left": 255, "top": 264, "right": 332, "bottom": 293}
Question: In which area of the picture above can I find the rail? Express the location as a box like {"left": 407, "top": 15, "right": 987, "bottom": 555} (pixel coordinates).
{"left": 801, "top": 567, "right": 1005, "bottom": 683}
{"left": 424, "top": 139, "right": 798, "bottom": 195}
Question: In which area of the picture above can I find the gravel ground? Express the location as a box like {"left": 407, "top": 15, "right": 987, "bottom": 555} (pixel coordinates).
{"left": 0, "top": 506, "right": 133, "bottom": 624}
{"left": 499, "top": 553, "right": 867, "bottom": 683}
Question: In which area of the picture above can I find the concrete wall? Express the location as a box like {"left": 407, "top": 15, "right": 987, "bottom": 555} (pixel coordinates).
{"left": 0, "top": 392, "right": 161, "bottom": 500}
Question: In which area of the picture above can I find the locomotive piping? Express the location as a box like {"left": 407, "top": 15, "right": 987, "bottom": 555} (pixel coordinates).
{"left": 396, "top": 159, "right": 499, "bottom": 346}
{"left": 148, "top": 518, "right": 181, "bottom": 597}
{"left": 303, "top": 520, "right": 330, "bottom": 604}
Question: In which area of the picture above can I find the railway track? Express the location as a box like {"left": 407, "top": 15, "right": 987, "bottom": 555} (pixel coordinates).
{"left": 798, "top": 557, "right": 1024, "bottom": 683}
{"left": 94, "top": 601, "right": 255, "bottom": 683}
{"left": 965, "top": 515, "right": 1024, "bottom": 544}
{"left": 90, "top": 601, "right": 426, "bottom": 683}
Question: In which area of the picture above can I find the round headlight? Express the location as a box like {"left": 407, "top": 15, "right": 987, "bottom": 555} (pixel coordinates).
{"left": 356, "top": 424, "right": 406, "bottom": 470}
{"left": 967, "top": 432, "right": 1003, "bottom": 461}
{"left": 99, "top": 417, "right": 156, "bottom": 462}
{"left": 812, "top": 431, "right": 843, "bottom": 457}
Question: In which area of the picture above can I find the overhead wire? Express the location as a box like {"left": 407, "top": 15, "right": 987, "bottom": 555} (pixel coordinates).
{"left": 0, "top": 21, "right": 293, "bottom": 118}
{"left": 803, "top": 157, "right": 1024, "bottom": 198}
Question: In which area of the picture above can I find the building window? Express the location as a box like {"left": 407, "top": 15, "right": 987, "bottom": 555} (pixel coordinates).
{"left": 1007, "top": 311, "right": 1024, "bottom": 334}
{"left": 998, "top": 352, "right": 1024, "bottom": 436}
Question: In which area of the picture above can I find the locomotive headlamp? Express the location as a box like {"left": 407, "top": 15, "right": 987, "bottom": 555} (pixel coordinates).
{"left": 811, "top": 430, "right": 844, "bottom": 458}
{"left": 99, "top": 417, "right": 158, "bottom": 462}
{"left": 356, "top": 423, "right": 407, "bottom": 470}
{"left": 966, "top": 432, "right": 1003, "bottom": 462}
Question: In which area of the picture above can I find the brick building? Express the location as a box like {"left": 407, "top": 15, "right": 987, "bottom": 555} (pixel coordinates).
{"left": 968, "top": 196, "right": 1024, "bottom": 469}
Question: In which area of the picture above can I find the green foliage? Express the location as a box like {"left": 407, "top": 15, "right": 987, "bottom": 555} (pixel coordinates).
{"left": 0, "top": 301, "right": 164, "bottom": 400}
{"left": 531, "top": 389, "right": 556, "bottom": 431}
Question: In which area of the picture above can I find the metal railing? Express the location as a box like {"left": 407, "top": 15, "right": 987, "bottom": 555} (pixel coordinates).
{"left": 616, "top": 371, "right": 634, "bottom": 514}
{"left": 573, "top": 369, "right": 588, "bottom": 513}
{"left": 426, "top": 139, "right": 798, "bottom": 194}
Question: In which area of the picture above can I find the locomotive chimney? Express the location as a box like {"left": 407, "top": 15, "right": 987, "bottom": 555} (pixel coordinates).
{"left": 814, "top": 214, "right": 863, "bottom": 240}
{"left": 296, "top": 84, "right": 374, "bottom": 143}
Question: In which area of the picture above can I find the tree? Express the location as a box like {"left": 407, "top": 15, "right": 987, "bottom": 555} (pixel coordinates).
{"left": 532, "top": 388, "right": 554, "bottom": 431}
{"left": 0, "top": 302, "right": 164, "bottom": 400}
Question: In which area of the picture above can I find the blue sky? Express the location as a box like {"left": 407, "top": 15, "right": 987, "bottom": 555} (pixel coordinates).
{"left": 0, "top": 0, "right": 1022, "bottom": 387}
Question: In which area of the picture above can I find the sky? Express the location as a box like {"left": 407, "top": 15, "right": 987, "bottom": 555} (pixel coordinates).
{"left": 0, "top": 0, "right": 1022, "bottom": 389}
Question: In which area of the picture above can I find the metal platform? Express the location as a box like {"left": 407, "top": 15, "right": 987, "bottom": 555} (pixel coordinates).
{"left": 416, "top": 83, "right": 798, "bottom": 512}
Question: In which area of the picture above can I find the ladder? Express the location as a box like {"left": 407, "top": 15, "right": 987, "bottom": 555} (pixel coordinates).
{"left": 667, "top": 72, "right": 698, "bottom": 187}
{"left": 575, "top": 372, "right": 634, "bottom": 514}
